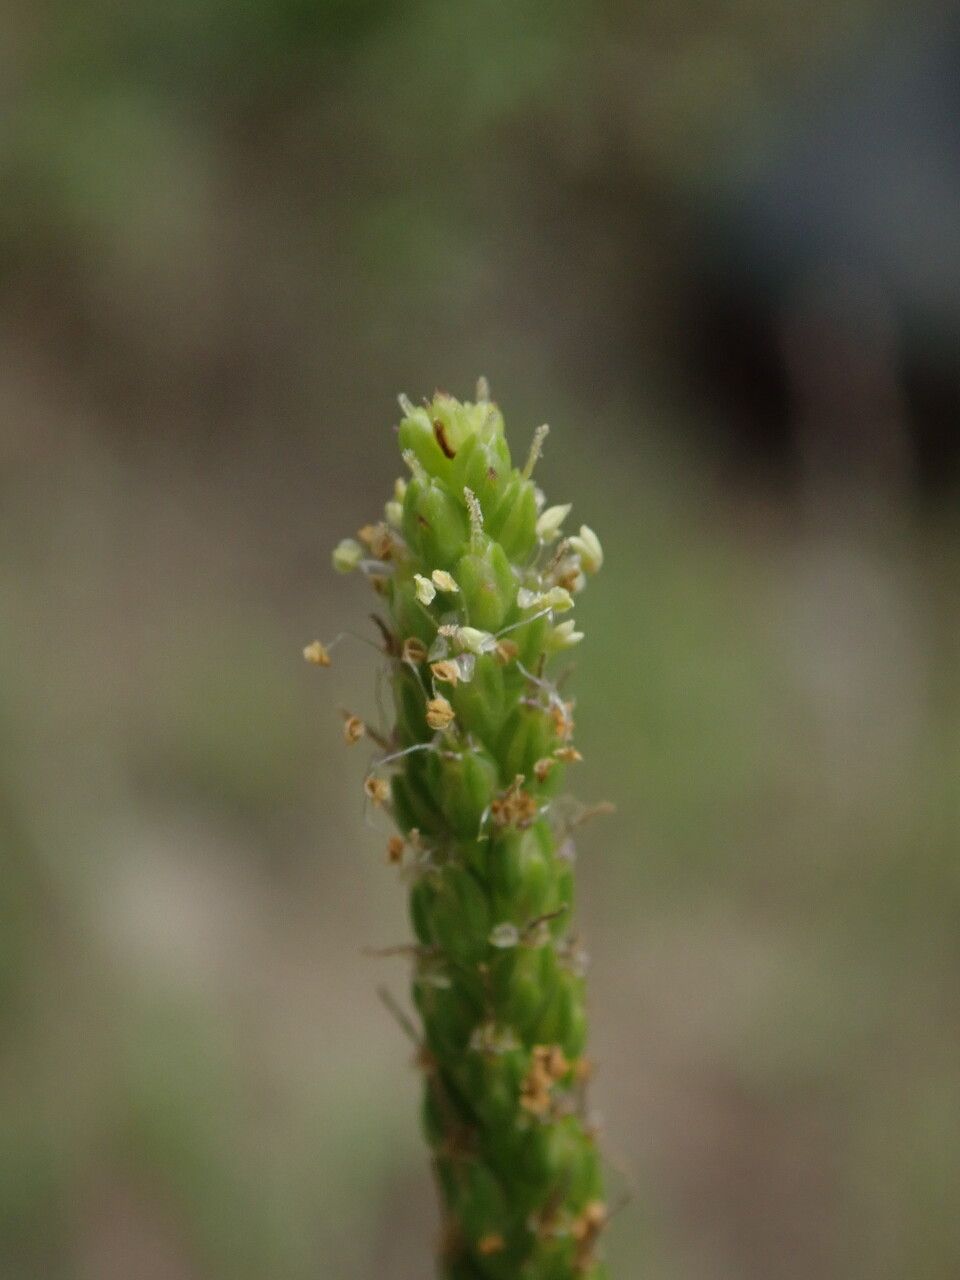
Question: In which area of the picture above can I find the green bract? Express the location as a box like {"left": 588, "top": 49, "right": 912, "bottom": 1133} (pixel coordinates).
{"left": 327, "top": 383, "right": 608, "bottom": 1278}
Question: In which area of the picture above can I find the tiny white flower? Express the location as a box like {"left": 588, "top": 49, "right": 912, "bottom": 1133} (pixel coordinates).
{"left": 457, "top": 626, "right": 497, "bottom": 655}
{"left": 568, "top": 525, "right": 603, "bottom": 574}
{"left": 541, "top": 586, "right": 574, "bottom": 612}
{"left": 438, "top": 624, "right": 496, "bottom": 656}
{"left": 332, "top": 538, "right": 363, "bottom": 573}
{"left": 431, "top": 569, "right": 459, "bottom": 593}
{"left": 384, "top": 500, "right": 403, "bottom": 528}
{"left": 414, "top": 574, "right": 437, "bottom": 605}
{"left": 536, "top": 503, "right": 572, "bottom": 543}
{"left": 517, "top": 584, "right": 574, "bottom": 612}
{"left": 489, "top": 922, "right": 520, "bottom": 949}
{"left": 548, "top": 620, "right": 585, "bottom": 649}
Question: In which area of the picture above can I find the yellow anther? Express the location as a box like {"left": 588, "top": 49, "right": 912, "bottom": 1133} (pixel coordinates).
{"left": 342, "top": 714, "right": 366, "bottom": 745}
{"left": 363, "top": 775, "right": 391, "bottom": 807}
{"left": 303, "top": 640, "right": 331, "bottom": 667}
{"left": 425, "top": 696, "right": 455, "bottom": 731}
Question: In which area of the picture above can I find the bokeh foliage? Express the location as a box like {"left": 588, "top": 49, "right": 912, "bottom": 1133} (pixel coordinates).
{"left": 1, "top": 1, "right": 957, "bottom": 1278}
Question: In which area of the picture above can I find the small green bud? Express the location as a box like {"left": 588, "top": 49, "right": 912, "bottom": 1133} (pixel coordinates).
{"left": 426, "top": 863, "right": 491, "bottom": 966}
{"left": 448, "top": 653, "right": 506, "bottom": 745}
{"left": 486, "top": 474, "right": 538, "bottom": 562}
{"left": 430, "top": 746, "right": 498, "bottom": 838}
{"left": 489, "top": 945, "right": 558, "bottom": 1035}
{"left": 489, "top": 823, "right": 557, "bottom": 926}
{"left": 534, "top": 969, "right": 586, "bottom": 1056}
{"left": 409, "top": 875, "right": 435, "bottom": 946}
{"left": 496, "top": 706, "right": 558, "bottom": 782}
{"left": 399, "top": 391, "right": 507, "bottom": 482}
{"left": 398, "top": 402, "right": 452, "bottom": 478}
{"left": 402, "top": 474, "right": 470, "bottom": 569}
{"left": 513, "top": 610, "right": 550, "bottom": 668}
{"left": 414, "top": 970, "right": 481, "bottom": 1059}
{"left": 461, "top": 1044, "right": 527, "bottom": 1128}
{"left": 392, "top": 768, "right": 442, "bottom": 838}
{"left": 449, "top": 431, "right": 512, "bottom": 513}
{"left": 455, "top": 1162, "right": 509, "bottom": 1247}
{"left": 393, "top": 665, "right": 432, "bottom": 744}
{"left": 456, "top": 539, "right": 517, "bottom": 632}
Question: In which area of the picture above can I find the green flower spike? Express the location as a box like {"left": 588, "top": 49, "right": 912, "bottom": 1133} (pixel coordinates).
{"left": 323, "top": 381, "right": 608, "bottom": 1278}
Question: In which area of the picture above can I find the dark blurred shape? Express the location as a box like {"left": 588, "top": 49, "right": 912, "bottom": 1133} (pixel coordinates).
{"left": 685, "top": 12, "right": 960, "bottom": 497}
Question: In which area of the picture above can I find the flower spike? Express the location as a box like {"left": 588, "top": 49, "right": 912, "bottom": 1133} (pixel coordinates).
{"left": 320, "top": 385, "right": 608, "bottom": 1278}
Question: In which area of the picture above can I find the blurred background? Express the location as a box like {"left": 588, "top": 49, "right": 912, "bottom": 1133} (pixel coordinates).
{"left": 2, "top": 1, "right": 959, "bottom": 1277}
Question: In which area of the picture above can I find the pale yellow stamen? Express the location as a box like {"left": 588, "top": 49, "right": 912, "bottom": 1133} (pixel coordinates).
{"left": 303, "top": 640, "right": 331, "bottom": 667}
{"left": 425, "top": 696, "right": 455, "bottom": 731}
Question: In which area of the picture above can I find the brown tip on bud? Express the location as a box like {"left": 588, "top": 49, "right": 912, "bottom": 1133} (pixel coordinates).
{"left": 477, "top": 1235, "right": 505, "bottom": 1256}
{"left": 425, "top": 695, "right": 455, "bottom": 731}
{"left": 342, "top": 714, "right": 366, "bottom": 745}
{"left": 433, "top": 418, "right": 456, "bottom": 458}
{"left": 554, "top": 745, "right": 583, "bottom": 763}
{"left": 303, "top": 640, "right": 331, "bottom": 667}
{"left": 387, "top": 835, "right": 405, "bottom": 864}
{"left": 363, "top": 775, "right": 391, "bottom": 807}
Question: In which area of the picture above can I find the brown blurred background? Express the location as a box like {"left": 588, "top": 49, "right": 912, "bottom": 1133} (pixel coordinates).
{"left": 2, "top": 2, "right": 959, "bottom": 1277}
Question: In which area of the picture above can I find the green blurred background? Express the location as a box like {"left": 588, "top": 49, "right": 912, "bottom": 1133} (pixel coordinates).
{"left": 2, "top": 2, "right": 958, "bottom": 1277}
